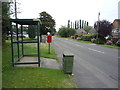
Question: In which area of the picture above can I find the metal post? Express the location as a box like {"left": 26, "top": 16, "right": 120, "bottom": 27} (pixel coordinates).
{"left": 14, "top": 0, "right": 17, "bottom": 19}
{"left": 97, "top": 12, "right": 100, "bottom": 43}
{"left": 16, "top": 23, "right": 20, "bottom": 59}
{"left": 21, "top": 25, "right": 24, "bottom": 56}
{"left": 37, "top": 23, "right": 40, "bottom": 67}
{"left": 48, "top": 43, "right": 50, "bottom": 54}
{"left": 10, "top": 22, "right": 14, "bottom": 67}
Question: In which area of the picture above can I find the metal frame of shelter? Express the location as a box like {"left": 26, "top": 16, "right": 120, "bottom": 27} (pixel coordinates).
{"left": 10, "top": 19, "right": 41, "bottom": 67}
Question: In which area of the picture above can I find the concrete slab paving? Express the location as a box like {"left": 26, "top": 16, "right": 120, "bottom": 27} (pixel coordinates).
{"left": 15, "top": 57, "right": 60, "bottom": 69}
{"left": 40, "top": 57, "right": 59, "bottom": 69}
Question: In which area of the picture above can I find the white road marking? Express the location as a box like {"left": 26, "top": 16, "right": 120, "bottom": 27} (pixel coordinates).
{"left": 88, "top": 48, "right": 105, "bottom": 54}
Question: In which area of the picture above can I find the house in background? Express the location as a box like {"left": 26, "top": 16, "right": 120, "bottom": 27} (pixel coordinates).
{"left": 88, "top": 28, "right": 97, "bottom": 34}
{"left": 76, "top": 29, "right": 87, "bottom": 35}
{"left": 118, "top": 1, "right": 120, "bottom": 19}
{"left": 112, "top": 19, "right": 120, "bottom": 43}
{"left": 112, "top": 19, "right": 120, "bottom": 29}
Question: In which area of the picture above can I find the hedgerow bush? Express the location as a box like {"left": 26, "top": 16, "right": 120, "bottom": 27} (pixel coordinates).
{"left": 95, "top": 37, "right": 106, "bottom": 44}
{"left": 81, "top": 34, "right": 96, "bottom": 41}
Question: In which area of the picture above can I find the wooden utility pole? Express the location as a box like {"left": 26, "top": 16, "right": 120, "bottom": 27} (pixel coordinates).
{"left": 14, "top": 0, "right": 17, "bottom": 19}
{"left": 98, "top": 12, "right": 100, "bottom": 21}
{"left": 97, "top": 12, "right": 100, "bottom": 43}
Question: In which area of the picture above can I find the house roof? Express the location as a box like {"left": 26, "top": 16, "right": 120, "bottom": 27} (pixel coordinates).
{"left": 76, "top": 29, "right": 86, "bottom": 34}
{"left": 10, "top": 19, "right": 42, "bottom": 25}
{"left": 88, "top": 28, "right": 97, "bottom": 34}
{"left": 113, "top": 19, "right": 120, "bottom": 23}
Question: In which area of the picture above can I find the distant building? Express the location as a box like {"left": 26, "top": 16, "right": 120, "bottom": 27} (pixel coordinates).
{"left": 112, "top": 19, "right": 120, "bottom": 40}
{"left": 118, "top": 1, "right": 120, "bottom": 19}
{"left": 88, "top": 28, "right": 97, "bottom": 34}
{"left": 76, "top": 29, "right": 87, "bottom": 34}
{"left": 112, "top": 19, "right": 120, "bottom": 29}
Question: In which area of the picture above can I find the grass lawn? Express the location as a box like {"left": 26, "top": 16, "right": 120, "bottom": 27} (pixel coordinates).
{"left": 55, "top": 35, "right": 69, "bottom": 39}
{"left": 98, "top": 44, "right": 120, "bottom": 49}
{"left": 75, "top": 39, "right": 93, "bottom": 44}
{"left": 40, "top": 43, "right": 58, "bottom": 59}
{"left": 2, "top": 40, "right": 76, "bottom": 88}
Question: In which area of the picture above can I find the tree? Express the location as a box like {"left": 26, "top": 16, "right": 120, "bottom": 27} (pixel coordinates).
{"left": 94, "top": 20, "right": 112, "bottom": 44}
{"left": 79, "top": 20, "right": 81, "bottom": 29}
{"left": 84, "top": 21, "right": 87, "bottom": 27}
{"left": 82, "top": 20, "right": 84, "bottom": 29}
{"left": 94, "top": 20, "right": 112, "bottom": 37}
{"left": 73, "top": 22, "right": 74, "bottom": 29}
{"left": 71, "top": 22, "right": 72, "bottom": 28}
{"left": 28, "top": 25, "right": 36, "bottom": 39}
{"left": 75, "top": 21, "right": 77, "bottom": 29}
{"left": 76, "top": 21, "right": 79, "bottom": 29}
{"left": 51, "top": 27, "right": 56, "bottom": 35}
{"left": 84, "top": 26, "right": 92, "bottom": 33}
{"left": 39, "top": 11, "right": 56, "bottom": 35}
{"left": 2, "top": 2, "right": 10, "bottom": 43}
{"left": 67, "top": 20, "right": 70, "bottom": 28}
{"left": 58, "top": 26, "right": 76, "bottom": 37}
{"left": 87, "top": 22, "right": 89, "bottom": 26}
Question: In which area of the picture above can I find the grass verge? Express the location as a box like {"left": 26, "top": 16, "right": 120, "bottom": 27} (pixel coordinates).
{"left": 98, "top": 44, "right": 120, "bottom": 49}
{"left": 2, "top": 40, "right": 76, "bottom": 88}
{"left": 40, "top": 43, "right": 58, "bottom": 59}
{"left": 57, "top": 35, "right": 120, "bottom": 49}
{"left": 75, "top": 39, "right": 120, "bottom": 49}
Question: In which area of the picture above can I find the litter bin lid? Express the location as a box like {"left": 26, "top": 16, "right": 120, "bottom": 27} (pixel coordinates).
{"left": 63, "top": 51, "right": 74, "bottom": 56}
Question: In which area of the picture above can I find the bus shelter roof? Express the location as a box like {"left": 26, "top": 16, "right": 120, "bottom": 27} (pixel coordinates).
{"left": 10, "top": 19, "right": 41, "bottom": 25}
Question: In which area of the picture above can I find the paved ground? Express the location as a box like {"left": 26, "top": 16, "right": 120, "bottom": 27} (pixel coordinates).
{"left": 15, "top": 57, "right": 60, "bottom": 69}
{"left": 52, "top": 37, "right": 118, "bottom": 88}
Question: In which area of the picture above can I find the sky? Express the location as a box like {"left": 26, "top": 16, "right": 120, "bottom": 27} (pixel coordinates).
{"left": 13, "top": 0, "right": 119, "bottom": 30}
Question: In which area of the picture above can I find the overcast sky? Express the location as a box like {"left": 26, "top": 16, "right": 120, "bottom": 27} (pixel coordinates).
{"left": 15, "top": 0, "right": 119, "bottom": 30}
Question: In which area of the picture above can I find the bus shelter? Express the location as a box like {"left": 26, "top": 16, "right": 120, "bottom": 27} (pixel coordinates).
{"left": 10, "top": 19, "right": 41, "bottom": 67}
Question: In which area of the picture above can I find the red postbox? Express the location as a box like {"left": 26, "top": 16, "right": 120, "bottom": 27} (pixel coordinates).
{"left": 47, "top": 35, "right": 52, "bottom": 43}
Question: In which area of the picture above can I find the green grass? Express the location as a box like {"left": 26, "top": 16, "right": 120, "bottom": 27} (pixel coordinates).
{"left": 75, "top": 39, "right": 93, "bottom": 44}
{"left": 55, "top": 35, "right": 69, "bottom": 39}
{"left": 57, "top": 36, "right": 120, "bottom": 49}
{"left": 98, "top": 44, "right": 120, "bottom": 49}
{"left": 2, "top": 40, "right": 76, "bottom": 88}
{"left": 17, "top": 43, "right": 58, "bottom": 59}
{"left": 40, "top": 43, "right": 58, "bottom": 59}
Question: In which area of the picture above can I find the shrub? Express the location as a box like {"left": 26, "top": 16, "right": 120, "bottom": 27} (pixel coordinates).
{"left": 106, "top": 40, "right": 113, "bottom": 45}
{"left": 84, "top": 26, "right": 92, "bottom": 33}
{"left": 95, "top": 38, "right": 106, "bottom": 44}
{"left": 71, "top": 36, "right": 75, "bottom": 39}
{"left": 58, "top": 26, "right": 76, "bottom": 37}
{"left": 28, "top": 25, "right": 36, "bottom": 39}
{"left": 75, "top": 35, "right": 78, "bottom": 39}
{"left": 112, "top": 38, "right": 119, "bottom": 44}
{"left": 116, "top": 39, "right": 120, "bottom": 46}
{"left": 76, "top": 37, "right": 81, "bottom": 40}
{"left": 91, "top": 38, "right": 96, "bottom": 43}
{"left": 82, "top": 34, "right": 95, "bottom": 41}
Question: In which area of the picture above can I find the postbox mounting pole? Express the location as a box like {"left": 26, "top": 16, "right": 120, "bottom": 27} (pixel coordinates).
{"left": 48, "top": 43, "right": 50, "bottom": 54}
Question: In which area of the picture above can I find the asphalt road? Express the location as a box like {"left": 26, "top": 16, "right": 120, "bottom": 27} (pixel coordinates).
{"left": 52, "top": 37, "right": 118, "bottom": 88}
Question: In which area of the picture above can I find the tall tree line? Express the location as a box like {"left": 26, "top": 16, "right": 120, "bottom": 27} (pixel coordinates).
{"left": 67, "top": 19, "right": 89, "bottom": 29}
{"left": 2, "top": 2, "right": 10, "bottom": 43}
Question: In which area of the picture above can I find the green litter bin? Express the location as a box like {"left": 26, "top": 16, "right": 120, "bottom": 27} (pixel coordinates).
{"left": 63, "top": 52, "right": 74, "bottom": 74}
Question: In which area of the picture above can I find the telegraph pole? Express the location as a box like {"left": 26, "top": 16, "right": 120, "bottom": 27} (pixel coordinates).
{"left": 97, "top": 12, "right": 100, "bottom": 43}
{"left": 14, "top": 0, "right": 17, "bottom": 19}
{"left": 14, "top": 0, "right": 19, "bottom": 59}
{"left": 98, "top": 12, "right": 100, "bottom": 21}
